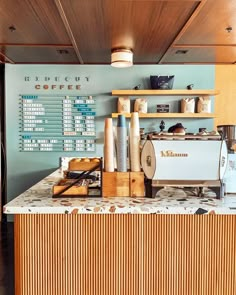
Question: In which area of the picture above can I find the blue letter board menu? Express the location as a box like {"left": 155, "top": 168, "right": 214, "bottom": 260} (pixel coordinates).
{"left": 19, "top": 94, "right": 96, "bottom": 152}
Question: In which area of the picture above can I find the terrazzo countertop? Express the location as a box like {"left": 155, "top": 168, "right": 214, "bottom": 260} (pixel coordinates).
{"left": 3, "top": 168, "right": 236, "bottom": 215}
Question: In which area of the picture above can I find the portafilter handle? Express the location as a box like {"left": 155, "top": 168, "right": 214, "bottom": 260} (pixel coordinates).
{"left": 217, "top": 128, "right": 225, "bottom": 140}
{"left": 159, "top": 120, "right": 165, "bottom": 132}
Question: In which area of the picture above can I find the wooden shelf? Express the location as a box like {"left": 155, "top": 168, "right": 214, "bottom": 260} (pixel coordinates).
{"left": 112, "top": 89, "right": 220, "bottom": 96}
{"left": 111, "top": 89, "right": 218, "bottom": 120}
{"left": 112, "top": 113, "right": 217, "bottom": 118}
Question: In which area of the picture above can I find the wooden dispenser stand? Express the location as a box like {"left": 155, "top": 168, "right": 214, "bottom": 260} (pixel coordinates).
{"left": 102, "top": 171, "right": 145, "bottom": 197}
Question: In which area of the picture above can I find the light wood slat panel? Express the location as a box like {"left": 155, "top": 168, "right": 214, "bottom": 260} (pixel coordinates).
{"left": 214, "top": 65, "right": 236, "bottom": 127}
{"left": 15, "top": 214, "right": 236, "bottom": 295}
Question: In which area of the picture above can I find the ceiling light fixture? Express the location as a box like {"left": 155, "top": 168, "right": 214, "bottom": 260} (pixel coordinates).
{"left": 111, "top": 48, "right": 133, "bottom": 68}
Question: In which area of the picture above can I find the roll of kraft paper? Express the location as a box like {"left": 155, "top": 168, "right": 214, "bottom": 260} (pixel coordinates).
{"left": 130, "top": 112, "right": 141, "bottom": 172}
{"left": 104, "top": 118, "right": 115, "bottom": 172}
{"left": 117, "top": 114, "right": 127, "bottom": 172}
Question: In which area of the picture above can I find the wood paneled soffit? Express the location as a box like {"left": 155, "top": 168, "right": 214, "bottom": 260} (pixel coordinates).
{"left": 0, "top": 46, "right": 79, "bottom": 63}
{"left": 159, "top": 0, "right": 236, "bottom": 64}
{"left": 0, "top": 52, "right": 14, "bottom": 64}
{"left": 161, "top": 46, "right": 236, "bottom": 64}
{"left": 173, "top": 44, "right": 236, "bottom": 48}
{"left": 175, "top": 0, "right": 236, "bottom": 45}
{"left": 0, "top": 0, "right": 70, "bottom": 44}
{"left": 0, "top": 44, "right": 75, "bottom": 64}
{"left": 0, "top": 44, "right": 73, "bottom": 48}
{"left": 159, "top": 0, "right": 206, "bottom": 63}
{"left": 119, "top": 0, "right": 202, "bottom": 2}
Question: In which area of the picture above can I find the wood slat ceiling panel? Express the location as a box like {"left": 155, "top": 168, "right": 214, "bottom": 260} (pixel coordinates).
{"left": 176, "top": 0, "right": 236, "bottom": 45}
{"left": 59, "top": 0, "right": 199, "bottom": 63}
{"left": 161, "top": 46, "right": 236, "bottom": 64}
{"left": 0, "top": 0, "right": 71, "bottom": 44}
{"left": 0, "top": 46, "right": 79, "bottom": 63}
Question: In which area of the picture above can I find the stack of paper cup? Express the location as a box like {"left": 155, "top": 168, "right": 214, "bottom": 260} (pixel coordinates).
{"left": 117, "top": 114, "right": 127, "bottom": 172}
{"left": 104, "top": 118, "right": 115, "bottom": 172}
{"left": 130, "top": 112, "right": 140, "bottom": 172}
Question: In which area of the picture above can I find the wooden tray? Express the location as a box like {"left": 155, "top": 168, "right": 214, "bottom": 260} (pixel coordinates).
{"left": 68, "top": 158, "right": 101, "bottom": 171}
{"left": 52, "top": 179, "right": 88, "bottom": 197}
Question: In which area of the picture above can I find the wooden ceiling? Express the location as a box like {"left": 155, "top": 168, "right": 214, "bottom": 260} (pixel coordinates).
{"left": 0, "top": 0, "right": 236, "bottom": 64}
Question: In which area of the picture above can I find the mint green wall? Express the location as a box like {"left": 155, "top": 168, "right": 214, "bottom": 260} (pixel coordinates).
{"left": 5, "top": 64, "right": 215, "bottom": 202}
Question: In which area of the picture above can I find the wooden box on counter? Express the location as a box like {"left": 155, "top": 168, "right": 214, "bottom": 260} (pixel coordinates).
{"left": 130, "top": 172, "right": 145, "bottom": 197}
{"left": 52, "top": 179, "right": 89, "bottom": 197}
{"left": 68, "top": 158, "right": 101, "bottom": 171}
{"left": 102, "top": 171, "right": 145, "bottom": 197}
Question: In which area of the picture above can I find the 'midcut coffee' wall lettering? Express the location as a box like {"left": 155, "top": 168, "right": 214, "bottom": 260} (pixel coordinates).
{"left": 34, "top": 85, "right": 81, "bottom": 90}
{"left": 24, "top": 75, "right": 90, "bottom": 90}
{"left": 24, "top": 76, "right": 89, "bottom": 82}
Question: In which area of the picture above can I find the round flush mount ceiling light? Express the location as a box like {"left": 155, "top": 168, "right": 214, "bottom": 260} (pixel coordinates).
{"left": 111, "top": 48, "right": 133, "bottom": 68}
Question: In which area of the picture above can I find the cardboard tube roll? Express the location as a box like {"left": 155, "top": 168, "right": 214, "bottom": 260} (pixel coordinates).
{"left": 104, "top": 118, "right": 115, "bottom": 172}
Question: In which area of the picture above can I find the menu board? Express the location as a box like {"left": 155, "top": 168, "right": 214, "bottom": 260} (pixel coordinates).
{"left": 19, "top": 94, "right": 96, "bottom": 152}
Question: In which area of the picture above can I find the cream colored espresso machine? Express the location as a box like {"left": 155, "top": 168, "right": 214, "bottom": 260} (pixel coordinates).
{"left": 141, "top": 135, "right": 228, "bottom": 199}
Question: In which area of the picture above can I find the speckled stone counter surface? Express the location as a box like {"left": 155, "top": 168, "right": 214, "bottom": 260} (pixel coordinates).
{"left": 4, "top": 168, "right": 236, "bottom": 215}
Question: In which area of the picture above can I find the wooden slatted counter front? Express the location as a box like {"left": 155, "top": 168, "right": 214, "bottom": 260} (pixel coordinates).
{"left": 4, "top": 169, "right": 236, "bottom": 295}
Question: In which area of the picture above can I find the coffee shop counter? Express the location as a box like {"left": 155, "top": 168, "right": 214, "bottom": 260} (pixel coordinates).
{"left": 4, "top": 168, "right": 236, "bottom": 295}
{"left": 4, "top": 168, "right": 236, "bottom": 215}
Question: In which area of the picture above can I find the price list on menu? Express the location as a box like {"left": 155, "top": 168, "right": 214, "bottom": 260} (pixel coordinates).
{"left": 19, "top": 95, "right": 96, "bottom": 152}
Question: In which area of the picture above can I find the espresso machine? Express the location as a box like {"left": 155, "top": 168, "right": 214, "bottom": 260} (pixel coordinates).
{"left": 141, "top": 134, "right": 228, "bottom": 199}
{"left": 218, "top": 125, "right": 236, "bottom": 193}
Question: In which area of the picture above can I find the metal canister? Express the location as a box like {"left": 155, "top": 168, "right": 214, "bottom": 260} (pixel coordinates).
{"left": 217, "top": 125, "right": 236, "bottom": 150}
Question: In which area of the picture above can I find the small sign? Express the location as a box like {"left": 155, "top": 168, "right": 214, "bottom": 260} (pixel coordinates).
{"left": 156, "top": 104, "right": 170, "bottom": 113}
